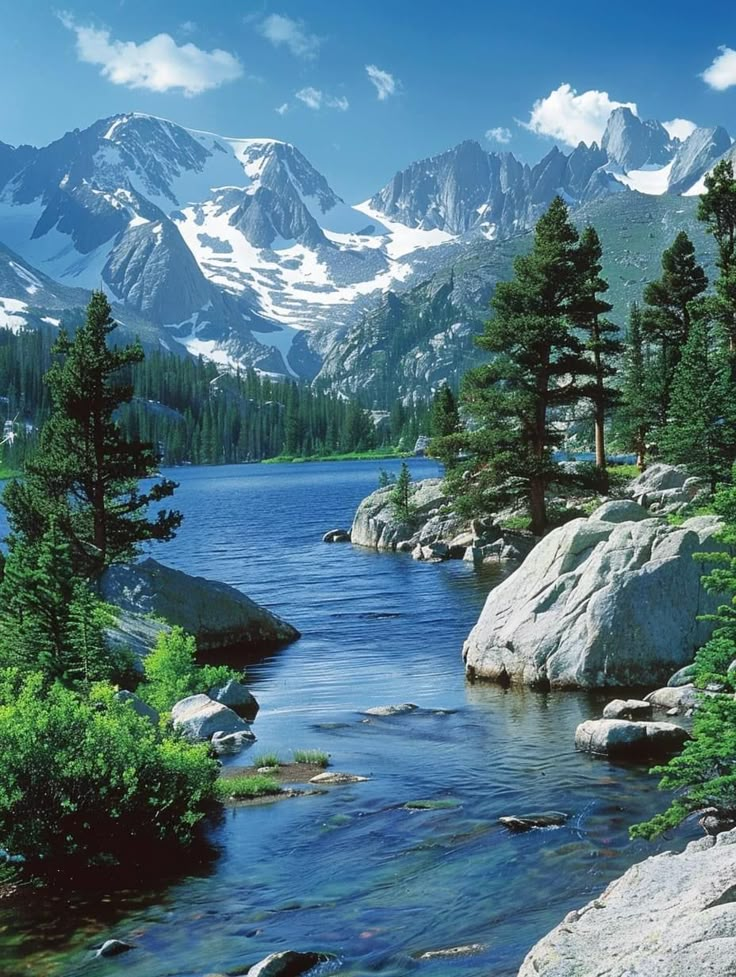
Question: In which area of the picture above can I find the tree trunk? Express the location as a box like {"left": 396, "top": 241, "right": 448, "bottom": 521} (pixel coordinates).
{"left": 529, "top": 478, "right": 547, "bottom": 537}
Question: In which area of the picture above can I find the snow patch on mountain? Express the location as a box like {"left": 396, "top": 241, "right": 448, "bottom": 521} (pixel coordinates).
{"left": 0, "top": 297, "right": 28, "bottom": 332}
{"left": 610, "top": 162, "right": 673, "bottom": 195}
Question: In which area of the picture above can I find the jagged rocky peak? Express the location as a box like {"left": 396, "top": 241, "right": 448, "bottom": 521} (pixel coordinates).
{"left": 602, "top": 107, "right": 673, "bottom": 170}
{"left": 667, "top": 125, "right": 733, "bottom": 194}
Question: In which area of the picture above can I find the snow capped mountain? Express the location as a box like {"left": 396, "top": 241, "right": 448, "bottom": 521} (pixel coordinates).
{"left": 0, "top": 108, "right": 733, "bottom": 390}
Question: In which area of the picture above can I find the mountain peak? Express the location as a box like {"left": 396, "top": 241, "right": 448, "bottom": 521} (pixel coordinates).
{"left": 602, "top": 108, "right": 672, "bottom": 170}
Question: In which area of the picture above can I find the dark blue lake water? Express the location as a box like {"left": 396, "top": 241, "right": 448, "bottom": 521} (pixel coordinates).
{"left": 0, "top": 460, "right": 688, "bottom": 977}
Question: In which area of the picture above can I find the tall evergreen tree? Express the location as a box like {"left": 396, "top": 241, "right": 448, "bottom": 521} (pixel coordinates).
{"left": 573, "top": 226, "right": 622, "bottom": 479}
{"left": 429, "top": 384, "right": 460, "bottom": 468}
{"left": 455, "top": 197, "right": 589, "bottom": 535}
{"left": 641, "top": 231, "right": 708, "bottom": 422}
{"left": 2, "top": 292, "right": 181, "bottom": 574}
{"left": 698, "top": 158, "right": 736, "bottom": 353}
{"left": 619, "top": 304, "right": 657, "bottom": 471}
{"left": 659, "top": 315, "right": 736, "bottom": 490}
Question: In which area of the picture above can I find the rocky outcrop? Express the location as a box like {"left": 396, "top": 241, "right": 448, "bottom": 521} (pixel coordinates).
{"left": 517, "top": 829, "right": 736, "bottom": 977}
{"left": 463, "top": 504, "right": 729, "bottom": 688}
{"left": 350, "top": 479, "right": 454, "bottom": 551}
{"left": 574, "top": 718, "right": 689, "bottom": 759}
{"left": 628, "top": 463, "right": 706, "bottom": 514}
{"left": 101, "top": 558, "right": 299, "bottom": 659}
{"left": 602, "top": 698, "right": 652, "bottom": 720}
{"left": 171, "top": 694, "right": 256, "bottom": 743}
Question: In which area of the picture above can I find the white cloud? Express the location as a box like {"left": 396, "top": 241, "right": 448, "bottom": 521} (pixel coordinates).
{"left": 702, "top": 46, "right": 736, "bottom": 91}
{"left": 485, "top": 126, "right": 512, "bottom": 145}
{"left": 366, "top": 64, "right": 398, "bottom": 100}
{"left": 275, "top": 102, "right": 289, "bottom": 116}
{"left": 59, "top": 14, "right": 242, "bottom": 96}
{"left": 295, "top": 87, "right": 348, "bottom": 111}
{"left": 258, "top": 13, "right": 321, "bottom": 60}
{"left": 663, "top": 118, "right": 698, "bottom": 141}
{"left": 523, "top": 83, "right": 637, "bottom": 147}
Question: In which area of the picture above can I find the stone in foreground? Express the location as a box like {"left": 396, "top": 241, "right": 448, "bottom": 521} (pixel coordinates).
{"left": 463, "top": 512, "right": 728, "bottom": 688}
{"left": 575, "top": 719, "right": 689, "bottom": 760}
{"left": 323, "top": 529, "right": 351, "bottom": 543}
{"left": 171, "top": 694, "right": 254, "bottom": 742}
{"left": 602, "top": 698, "right": 652, "bottom": 720}
{"left": 498, "top": 812, "right": 568, "bottom": 832}
{"left": 518, "top": 828, "right": 736, "bottom": 977}
{"left": 95, "top": 939, "right": 134, "bottom": 958}
{"left": 102, "top": 557, "right": 300, "bottom": 659}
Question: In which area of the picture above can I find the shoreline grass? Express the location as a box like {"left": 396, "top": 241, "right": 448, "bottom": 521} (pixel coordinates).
{"left": 292, "top": 749, "right": 330, "bottom": 768}
{"left": 214, "top": 774, "right": 282, "bottom": 801}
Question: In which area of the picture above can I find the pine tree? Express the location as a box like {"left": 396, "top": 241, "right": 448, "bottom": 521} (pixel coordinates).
{"left": 389, "top": 462, "right": 414, "bottom": 522}
{"left": 454, "top": 197, "right": 589, "bottom": 535}
{"left": 619, "top": 305, "right": 657, "bottom": 471}
{"left": 642, "top": 231, "right": 708, "bottom": 422}
{"left": 659, "top": 315, "right": 736, "bottom": 490}
{"left": 429, "top": 384, "right": 460, "bottom": 468}
{"left": 573, "top": 226, "right": 623, "bottom": 481}
{"left": 698, "top": 159, "right": 736, "bottom": 353}
{"left": 2, "top": 292, "right": 181, "bottom": 574}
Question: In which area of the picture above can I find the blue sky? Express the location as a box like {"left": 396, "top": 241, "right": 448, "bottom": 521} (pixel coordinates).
{"left": 1, "top": 1, "right": 736, "bottom": 200}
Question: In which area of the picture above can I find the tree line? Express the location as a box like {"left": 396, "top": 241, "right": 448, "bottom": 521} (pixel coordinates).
{"left": 430, "top": 159, "right": 736, "bottom": 536}
{"left": 0, "top": 331, "right": 431, "bottom": 469}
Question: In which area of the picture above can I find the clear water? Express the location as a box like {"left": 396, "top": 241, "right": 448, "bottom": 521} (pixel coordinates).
{"left": 0, "top": 460, "right": 690, "bottom": 977}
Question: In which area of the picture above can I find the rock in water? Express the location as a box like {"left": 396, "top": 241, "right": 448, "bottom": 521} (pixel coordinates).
{"left": 602, "top": 698, "right": 652, "bottom": 720}
{"left": 362, "top": 703, "right": 418, "bottom": 716}
{"left": 518, "top": 828, "right": 736, "bottom": 977}
{"left": 245, "top": 950, "right": 330, "bottom": 977}
{"left": 95, "top": 939, "right": 134, "bottom": 958}
{"left": 350, "top": 479, "right": 451, "bottom": 551}
{"left": 646, "top": 684, "right": 699, "bottom": 715}
{"left": 171, "top": 695, "right": 254, "bottom": 742}
{"left": 309, "top": 772, "right": 369, "bottom": 785}
{"left": 101, "top": 557, "right": 299, "bottom": 659}
{"left": 574, "top": 719, "right": 689, "bottom": 760}
{"left": 463, "top": 512, "right": 728, "bottom": 688}
{"left": 498, "top": 812, "right": 568, "bottom": 832}
{"left": 208, "top": 679, "right": 259, "bottom": 720}
{"left": 323, "top": 529, "right": 351, "bottom": 543}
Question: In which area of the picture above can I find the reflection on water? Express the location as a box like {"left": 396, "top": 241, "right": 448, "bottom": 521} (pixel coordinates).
{"left": 0, "top": 460, "right": 692, "bottom": 977}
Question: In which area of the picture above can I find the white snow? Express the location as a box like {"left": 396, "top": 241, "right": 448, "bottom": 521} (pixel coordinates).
{"left": 0, "top": 298, "right": 29, "bottom": 332}
{"left": 8, "top": 260, "right": 42, "bottom": 294}
{"left": 353, "top": 201, "right": 455, "bottom": 258}
{"left": 41, "top": 316, "right": 60, "bottom": 327}
{"left": 683, "top": 174, "right": 708, "bottom": 196}
{"left": 609, "top": 162, "right": 673, "bottom": 196}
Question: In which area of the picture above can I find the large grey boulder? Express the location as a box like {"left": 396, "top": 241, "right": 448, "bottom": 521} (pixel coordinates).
{"left": 463, "top": 513, "right": 728, "bottom": 688}
{"left": 350, "top": 479, "right": 451, "bottom": 551}
{"left": 171, "top": 694, "right": 255, "bottom": 742}
{"left": 602, "top": 698, "right": 652, "bottom": 720}
{"left": 575, "top": 718, "right": 689, "bottom": 759}
{"left": 101, "top": 558, "right": 299, "bottom": 659}
{"left": 628, "top": 463, "right": 705, "bottom": 511}
{"left": 647, "top": 684, "right": 699, "bottom": 715}
{"left": 517, "top": 829, "right": 736, "bottom": 977}
{"left": 209, "top": 679, "right": 259, "bottom": 720}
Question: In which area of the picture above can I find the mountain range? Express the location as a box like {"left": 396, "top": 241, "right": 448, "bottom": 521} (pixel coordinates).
{"left": 0, "top": 107, "right": 733, "bottom": 402}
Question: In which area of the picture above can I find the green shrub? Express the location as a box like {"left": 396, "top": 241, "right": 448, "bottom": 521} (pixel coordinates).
{"left": 253, "top": 752, "right": 281, "bottom": 769}
{"left": 0, "top": 670, "right": 218, "bottom": 866}
{"left": 293, "top": 749, "right": 329, "bottom": 767}
{"left": 214, "top": 775, "right": 281, "bottom": 800}
{"left": 140, "top": 627, "right": 239, "bottom": 712}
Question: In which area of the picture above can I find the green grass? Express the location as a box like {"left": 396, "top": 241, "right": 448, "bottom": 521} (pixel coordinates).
{"left": 263, "top": 448, "right": 411, "bottom": 465}
{"left": 292, "top": 749, "right": 330, "bottom": 767}
{"left": 215, "top": 774, "right": 282, "bottom": 800}
{"left": 0, "top": 466, "right": 20, "bottom": 480}
{"left": 252, "top": 752, "right": 281, "bottom": 769}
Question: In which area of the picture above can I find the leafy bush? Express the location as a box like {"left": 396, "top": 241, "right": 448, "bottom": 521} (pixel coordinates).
{"left": 140, "top": 627, "right": 240, "bottom": 712}
{"left": 0, "top": 671, "right": 218, "bottom": 866}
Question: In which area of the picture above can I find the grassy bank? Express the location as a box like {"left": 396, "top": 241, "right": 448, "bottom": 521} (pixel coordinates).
{"left": 0, "top": 466, "right": 20, "bottom": 480}
{"left": 263, "top": 448, "right": 413, "bottom": 464}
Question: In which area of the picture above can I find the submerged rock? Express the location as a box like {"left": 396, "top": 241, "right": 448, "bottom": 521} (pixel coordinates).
{"left": 517, "top": 828, "right": 736, "bottom": 977}
{"left": 211, "top": 730, "right": 257, "bottom": 755}
{"left": 463, "top": 512, "right": 728, "bottom": 688}
{"left": 244, "top": 950, "right": 332, "bottom": 977}
{"left": 171, "top": 694, "right": 254, "bottom": 742}
{"left": 362, "top": 703, "right": 418, "bottom": 717}
{"left": 101, "top": 557, "right": 300, "bottom": 660}
{"left": 309, "top": 772, "right": 369, "bottom": 785}
{"left": 414, "top": 943, "right": 486, "bottom": 960}
{"left": 498, "top": 812, "right": 568, "bottom": 832}
{"left": 323, "top": 529, "right": 351, "bottom": 543}
{"left": 575, "top": 719, "right": 689, "bottom": 759}
{"left": 95, "top": 939, "right": 134, "bottom": 958}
